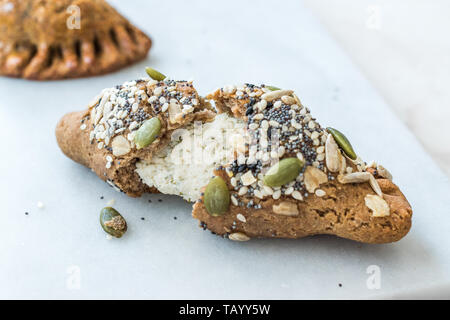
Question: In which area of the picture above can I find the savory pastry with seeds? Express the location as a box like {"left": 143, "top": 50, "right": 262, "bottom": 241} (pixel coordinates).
{"left": 0, "top": 0, "right": 151, "bottom": 80}
{"left": 56, "top": 71, "right": 216, "bottom": 197}
{"left": 56, "top": 71, "right": 412, "bottom": 244}
{"left": 192, "top": 85, "right": 412, "bottom": 243}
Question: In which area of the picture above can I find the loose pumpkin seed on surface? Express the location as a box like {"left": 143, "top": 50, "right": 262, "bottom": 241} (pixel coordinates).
{"left": 145, "top": 67, "right": 166, "bottom": 81}
{"left": 204, "top": 177, "right": 230, "bottom": 216}
{"left": 100, "top": 207, "right": 127, "bottom": 238}
{"left": 263, "top": 158, "right": 304, "bottom": 187}
{"left": 326, "top": 127, "right": 357, "bottom": 160}
{"left": 134, "top": 117, "right": 161, "bottom": 149}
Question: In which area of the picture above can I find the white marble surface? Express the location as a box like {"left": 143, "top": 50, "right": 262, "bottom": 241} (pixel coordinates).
{"left": 304, "top": 0, "right": 450, "bottom": 177}
{"left": 1, "top": 0, "right": 450, "bottom": 299}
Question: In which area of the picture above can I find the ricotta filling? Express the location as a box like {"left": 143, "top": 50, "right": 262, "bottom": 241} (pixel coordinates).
{"left": 136, "top": 113, "right": 245, "bottom": 202}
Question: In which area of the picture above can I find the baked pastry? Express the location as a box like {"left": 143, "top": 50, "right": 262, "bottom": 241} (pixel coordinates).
{"left": 56, "top": 77, "right": 412, "bottom": 244}
{"left": 56, "top": 77, "right": 216, "bottom": 197}
{"left": 0, "top": 0, "right": 151, "bottom": 80}
{"left": 192, "top": 85, "right": 412, "bottom": 243}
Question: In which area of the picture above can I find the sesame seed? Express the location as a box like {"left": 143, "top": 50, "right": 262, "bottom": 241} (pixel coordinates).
{"left": 292, "top": 191, "right": 303, "bottom": 201}
{"left": 315, "top": 189, "right": 326, "bottom": 197}
{"left": 272, "top": 190, "right": 282, "bottom": 200}
{"left": 285, "top": 187, "right": 294, "bottom": 195}
{"left": 231, "top": 195, "right": 238, "bottom": 206}
{"left": 153, "top": 87, "right": 163, "bottom": 96}
{"left": 238, "top": 186, "right": 248, "bottom": 196}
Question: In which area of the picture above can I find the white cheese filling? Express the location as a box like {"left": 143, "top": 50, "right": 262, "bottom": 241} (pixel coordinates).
{"left": 136, "top": 113, "right": 245, "bottom": 202}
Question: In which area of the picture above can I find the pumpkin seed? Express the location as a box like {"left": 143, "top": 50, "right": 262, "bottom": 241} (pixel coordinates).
{"left": 266, "top": 85, "right": 281, "bottom": 91}
{"left": 134, "top": 117, "right": 161, "bottom": 149}
{"left": 145, "top": 67, "right": 166, "bottom": 81}
{"left": 263, "top": 158, "right": 304, "bottom": 187}
{"left": 100, "top": 207, "right": 127, "bottom": 238}
{"left": 204, "top": 177, "right": 230, "bottom": 216}
{"left": 326, "top": 127, "right": 357, "bottom": 160}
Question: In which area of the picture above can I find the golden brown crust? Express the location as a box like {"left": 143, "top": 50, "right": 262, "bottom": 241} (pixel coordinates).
{"left": 56, "top": 80, "right": 215, "bottom": 197}
{"left": 192, "top": 172, "right": 412, "bottom": 243}
{"left": 0, "top": 0, "right": 152, "bottom": 80}
{"left": 192, "top": 87, "right": 413, "bottom": 244}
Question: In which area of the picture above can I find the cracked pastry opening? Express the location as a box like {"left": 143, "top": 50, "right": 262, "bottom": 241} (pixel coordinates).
{"left": 135, "top": 113, "right": 245, "bottom": 202}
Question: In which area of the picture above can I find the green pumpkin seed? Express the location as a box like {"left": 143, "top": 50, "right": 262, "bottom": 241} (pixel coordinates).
{"left": 204, "top": 177, "right": 230, "bottom": 216}
{"left": 134, "top": 117, "right": 161, "bottom": 149}
{"left": 266, "top": 85, "right": 281, "bottom": 91}
{"left": 145, "top": 67, "right": 166, "bottom": 81}
{"left": 326, "top": 127, "right": 357, "bottom": 160}
{"left": 100, "top": 207, "right": 127, "bottom": 238}
{"left": 263, "top": 158, "right": 304, "bottom": 187}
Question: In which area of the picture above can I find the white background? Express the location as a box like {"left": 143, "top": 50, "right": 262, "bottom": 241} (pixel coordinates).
{"left": 305, "top": 0, "right": 450, "bottom": 177}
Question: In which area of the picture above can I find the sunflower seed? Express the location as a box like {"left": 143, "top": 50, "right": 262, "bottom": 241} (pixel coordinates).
{"left": 304, "top": 166, "right": 328, "bottom": 193}
{"left": 272, "top": 201, "right": 299, "bottom": 216}
{"left": 377, "top": 164, "right": 393, "bottom": 181}
{"left": 369, "top": 175, "right": 383, "bottom": 197}
{"left": 281, "top": 95, "right": 296, "bottom": 105}
{"left": 339, "top": 152, "right": 347, "bottom": 174}
{"left": 325, "top": 134, "right": 340, "bottom": 173}
{"left": 261, "top": 90, "right": 293, "bottom": 102}
{"left": 229, "top": 232, "right": 250, "bottom": 241}
{"left": 365, "top": 194, "right": 390, "bottom": 217}
{"left": 111, "top": 135, "right": 131, "bottom": 156}
{"left": 337, "top": 172, "right": 371, "bottom": 184}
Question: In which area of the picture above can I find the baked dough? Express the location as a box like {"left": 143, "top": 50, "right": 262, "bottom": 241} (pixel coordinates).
{"left": 191, "top": 85, "right": 412, "bottom": 243}
{"left": 56, "top": 80, "right": 412, "bottom": 244}
{"left": 56, "top": 78, "right": 215, "bottom": 196}
{"left": 0, "top": 0, "right": 151, "bottom": 80}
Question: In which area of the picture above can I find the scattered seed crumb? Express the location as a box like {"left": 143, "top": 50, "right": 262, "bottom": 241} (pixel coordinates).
{"left": 148, "top": 200, "right": 152, "bottom": 203}
{"left": 141, "top": 217, "right": 145, "bottom": 221}
{"left": 173, "top": 217, "right": 177, "bottom": 220}
{"left": 25, "top": 212, "right": 29, "bottom": 215}
{"left": 37, "top": 201, "right": 44, "bottom": 209}
{"left": 106, "top": 234, "right": 113, "bottom": 240}
{"left": 107, "top": 199, "right": 116, "bottom": 206}
{"left": 158, "top": 199, "right": 162, "bottom": 202}
{"left": 338, "top": 283, "right": 342, "bottom": 287}
{"left": 100, "top": 196, "right": 104, "bottom": 200}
